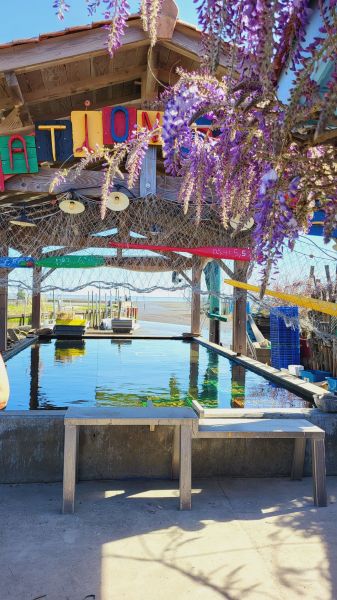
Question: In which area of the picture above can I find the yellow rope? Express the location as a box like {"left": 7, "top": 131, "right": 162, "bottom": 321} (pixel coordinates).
{"left": 224, "top": 279, "right": 337, "bottom": 317}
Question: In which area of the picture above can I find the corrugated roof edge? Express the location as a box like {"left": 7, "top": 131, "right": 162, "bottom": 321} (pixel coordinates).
{"left": 0, "top": 14, "right": 200, "bottom": 50}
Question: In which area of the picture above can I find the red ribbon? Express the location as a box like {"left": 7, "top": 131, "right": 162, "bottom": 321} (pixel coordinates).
{"left": 108, "top": 242, "right": 252, "bottom": 261}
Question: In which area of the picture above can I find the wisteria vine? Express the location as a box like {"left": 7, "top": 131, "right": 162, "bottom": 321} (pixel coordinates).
{"left": 52, "top": 0, "right": 337, "bottom": 289}
{"left": 54, "top": 0, "right": 163, "bottom": 49}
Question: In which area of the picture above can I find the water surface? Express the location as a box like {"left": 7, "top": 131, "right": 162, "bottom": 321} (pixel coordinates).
{"left": 5, "top": 338, "right": 311, "bottom": 410}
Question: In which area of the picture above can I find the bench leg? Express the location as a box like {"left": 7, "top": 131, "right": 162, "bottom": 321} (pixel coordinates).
{"left": 311, "top": 438, "right": 327, "bottom": 507}
{"left": 291, "top": 438, "right": 306, "bottom": 480}
{"left": 179, "top": 425, "right": 192, "bottom": 510}
{"left": 62, "top": 424, "right": 79, "bottom": 514}
{"left": 172, "top": 426, "right": 180, "bottom": 480}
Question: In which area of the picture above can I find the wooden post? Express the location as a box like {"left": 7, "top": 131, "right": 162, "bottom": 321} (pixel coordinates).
{"left": 0, "top": 245, "right": 8, "bottom": 352}
{"left": 52, "top": 290, "right": 56, "bottom": 320}
{"left": 311, "top": 438, "right": 327, "bottom": 507}
{"left": 171, "top": 427, "right": 180, "bottom": 480}
{"left": 232, "top": 262, "right": 249, "bottom": 355}
{"left": 191, "top": 258, "right": 203, "bottom": 336}
{"left": 139, "top": 53, "right": 158, "bottom": 198}
{"left": 172, "top": 341, "right": 200, "bottom": 479}
{"left": 140, "top": 146, "right": 157, "bottom": 197}
{"left": 291, "top": 438, "right": 306, "bottom": 480}
{"left": 31, "top": 266, "right": 42, "bottom": 330}
{"left": 209, "top": 315, "right": 220, "bottom": 344}
{"left": 24, "top": 292, "right": 27, "bottom": 324}
{"left": 62, "top": 424, "right": 79, "bottom": 514}
{"left": 179, "top": 424, "right": 192, "bottom": 510}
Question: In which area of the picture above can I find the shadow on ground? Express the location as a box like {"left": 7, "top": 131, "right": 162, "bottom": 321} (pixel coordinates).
{"left": 0, "top": 477, "right": 336, "bottom": 600}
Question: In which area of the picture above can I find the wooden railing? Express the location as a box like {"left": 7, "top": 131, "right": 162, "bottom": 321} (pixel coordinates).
{"left": 7, "top": 312, "right": 52, "bottom": 327}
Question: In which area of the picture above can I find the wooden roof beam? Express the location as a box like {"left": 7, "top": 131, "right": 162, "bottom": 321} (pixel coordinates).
{"left": 4, "top": 167, "right": 134, "bottom": 198}
{"left": 24, "top": 65, "right": 147, "bottom": 106}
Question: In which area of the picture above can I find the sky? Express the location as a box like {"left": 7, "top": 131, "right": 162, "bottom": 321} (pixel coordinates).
{"left": 0, "top": 0, "right": 198, "bottom": 43}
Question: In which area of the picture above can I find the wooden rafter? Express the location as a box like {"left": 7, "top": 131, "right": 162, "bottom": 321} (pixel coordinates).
{"left": 3, "top": 168, "right": 220, "bottom": 206}
{"left": 4, "top": 167, "right": 106, "bottom": 197}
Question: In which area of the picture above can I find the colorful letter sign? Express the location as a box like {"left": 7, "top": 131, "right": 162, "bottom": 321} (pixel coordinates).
{"left": 0, "top": 135, "right": 38, "bottom": 175}
{"left": 137, "top": 110, "right": 164, "bottom": 145}
{"left": 0, "top": 103, "right": 225, "bottom": 188}
{"left": 35, "top": 120, "right": 73, "bottom": 163}
{"left": 71, "top": 111, "right": 103, "bottom": 157}
{"left": 102, "top": 106, "right": 137, "bottom": 145}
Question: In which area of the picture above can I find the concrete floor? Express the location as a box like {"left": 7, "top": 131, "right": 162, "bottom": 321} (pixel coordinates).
{"left": 1, "top": 478, "right": 337, "bottom": 600}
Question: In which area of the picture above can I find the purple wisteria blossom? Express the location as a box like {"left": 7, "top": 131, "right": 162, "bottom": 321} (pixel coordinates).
{"left": 104, "top": 0, "right": 131, "bottom": 55}
{"left": 50, "top": 0, "right": 337, "bottom": 288}
{"left": 53, "top": 0, "right": 70, "bottom": 19}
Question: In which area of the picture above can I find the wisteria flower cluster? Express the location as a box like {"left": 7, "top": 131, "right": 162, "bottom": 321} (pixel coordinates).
{"left": 55, "top": 0, "right": 163, "bottom": 50}
{"left": 52, "top": 0, "right": 337, "bottom": 289}
{"left": 52, "top": 0, "right": 70, "bottom": 20}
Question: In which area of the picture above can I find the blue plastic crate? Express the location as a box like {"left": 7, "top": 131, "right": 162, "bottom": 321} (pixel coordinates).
{"left": 271, "top": 346, "right": 300, "bottom": 354}
{"left": 326, "top": 377, "right": 337, "bottom": 392}
{"left": 270, "top": 306, "right": 299, "bottom": 317}
{"left": 271, "top": 349, "right": 300, "bottom": 370}
{"left": 271, "top": 345, "right": 300, "bottom": 357}
{"left": 270, "top": 306, "right": 300, "bottom": 369}
{"left": 300, "top": 370, "right": 331, "bottom": 383}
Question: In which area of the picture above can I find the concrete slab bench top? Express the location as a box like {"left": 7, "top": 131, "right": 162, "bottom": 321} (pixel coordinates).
{"left": 196, "top": 418, "right": 325, "bottom": 439}
{"left": 64, "top": 406, "right": 198, "bottom": 426}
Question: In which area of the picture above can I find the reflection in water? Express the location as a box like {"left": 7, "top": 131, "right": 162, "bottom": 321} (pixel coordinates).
{"left": 231, "top": 364, "right": 246, "bottom": 408}
{"left": 6, "top": 338, "right": 311, "bottom": 410}
{"left": 200, "top": 348, "right": 219, "bottom": 408}
{"left": 189, "top": 342, "right": 200, "bottom": 404}
{"left": 55, "top": 340, "right": 86, "bottom": 363}
{"left": 188, "top": 344, "right": 220, "bottom": 408}
{"left": 95, "top": 389, "right": 147, "bottom": 407}
{"left": 29, "top": 344, "right": 40, "bottom": 410}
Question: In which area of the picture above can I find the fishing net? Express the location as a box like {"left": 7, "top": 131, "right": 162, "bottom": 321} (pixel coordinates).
{"left": 0, "top": 189, "right": 250, "bottom": 297}
{"left": 0, "top": 185, "right": 336, "bottom": 354}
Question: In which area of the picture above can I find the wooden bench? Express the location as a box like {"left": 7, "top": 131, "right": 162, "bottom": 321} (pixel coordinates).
{"left": 195, "top": 418, "right": 327, "bottom": 506}
{"left": 62, "top": 406, "right": 197, "bottom": 513}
